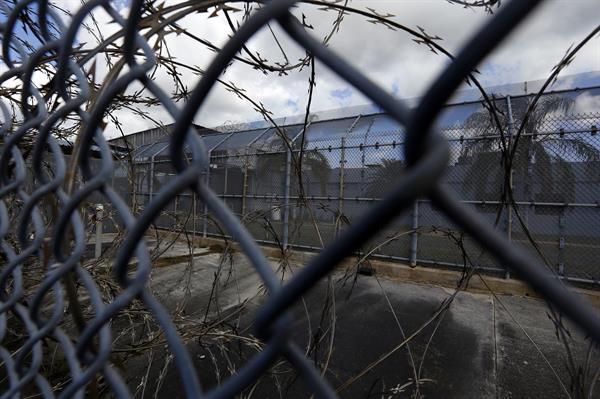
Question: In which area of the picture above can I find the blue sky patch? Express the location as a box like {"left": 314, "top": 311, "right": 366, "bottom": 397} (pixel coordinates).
{"left": 330, "top": 87, "right": 353, "bottom": 100}
{"left": 286, "top": 98, "right": 299, "bottom": 113}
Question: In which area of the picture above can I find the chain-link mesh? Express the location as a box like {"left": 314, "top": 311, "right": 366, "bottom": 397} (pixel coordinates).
{"left": 185, "top": 106, "right": 600, "bottom": 281}
{"left": 1, "top": 0, "right": 600, "bottom": 397}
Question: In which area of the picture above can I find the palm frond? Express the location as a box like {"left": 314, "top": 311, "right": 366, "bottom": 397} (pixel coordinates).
{"left": 545, "top": 137, "right": 600, "bottom": 162}
{"left": 365, "top": 159, "right": 404, "bottom": 198}
{"left": 303, "top": 149, "right": 331, "bottom": 196}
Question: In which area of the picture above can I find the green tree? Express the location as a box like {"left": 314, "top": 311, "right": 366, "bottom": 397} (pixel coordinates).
{"left": 460, "top": 95, "right": 599, "bottom": 207}
{"left": 365, "top": 159, "right": 404, "bottom": 198}
{"left": 255, "top": 140, "right": 331, "bottom": 196}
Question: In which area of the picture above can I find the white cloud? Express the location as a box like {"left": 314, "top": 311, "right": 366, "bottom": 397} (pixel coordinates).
{"left": 19, "top": 0, "right": 600, "bottom": 138}
{"left": 574, "top": 92, "right": 600, "bottom": 113}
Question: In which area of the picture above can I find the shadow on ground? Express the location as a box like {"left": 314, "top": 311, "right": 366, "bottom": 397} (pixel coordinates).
{"left": 122, "top": 252, "right": 598, "bottom": 399}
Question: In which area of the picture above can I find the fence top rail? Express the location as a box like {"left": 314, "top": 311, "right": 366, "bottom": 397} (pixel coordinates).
{"left": 173, "top": 125, "right": 600, "bottom": 159}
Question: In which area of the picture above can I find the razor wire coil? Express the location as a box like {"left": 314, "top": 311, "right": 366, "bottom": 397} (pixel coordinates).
{"left": 0, "top": 0, "right": 599, "bottom": 398}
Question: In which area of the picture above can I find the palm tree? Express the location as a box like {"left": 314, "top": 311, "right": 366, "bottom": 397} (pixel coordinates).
{"left": 298, "top": 149, "right": 332, "bottom": 196}
{"left": 254, "top": 142, "right": 331, "bottom": 227}
{"left": 254, "top": 140, "right": 331, "bottom": 197}
{"left": 365, "top": 159, "right": 404, "bottom": 198}
{"left": 460, "top": 95, "right": 600, "bottom": 209}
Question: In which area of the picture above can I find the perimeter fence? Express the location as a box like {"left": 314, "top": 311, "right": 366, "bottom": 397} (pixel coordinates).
{"left": 129, "top": 94, "right": 600, "bottom": 283}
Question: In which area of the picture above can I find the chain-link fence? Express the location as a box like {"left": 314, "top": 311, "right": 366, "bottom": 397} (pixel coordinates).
{"left": 2, "top": 0, "right": 600, "bottom": 397}
{"left": 133, "top": 94, "right": 600, "bottom": 283}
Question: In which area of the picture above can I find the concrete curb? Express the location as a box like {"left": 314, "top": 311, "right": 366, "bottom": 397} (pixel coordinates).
{"left": 165, "top": 234, "right": 600, "bottom": 309}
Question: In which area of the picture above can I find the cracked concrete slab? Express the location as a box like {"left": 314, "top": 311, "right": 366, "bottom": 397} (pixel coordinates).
{"left": 124, "top": 251, "right": 599, "bottom": 398}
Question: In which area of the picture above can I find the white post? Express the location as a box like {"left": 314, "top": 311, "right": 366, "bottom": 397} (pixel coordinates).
{"left": 94, "top": 203, "right": 104, "bottom": 259}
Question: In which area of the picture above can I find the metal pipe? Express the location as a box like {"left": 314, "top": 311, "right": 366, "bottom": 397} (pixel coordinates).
{"left": 149, "top": 154, "right": 155, "bottom": 201}
{"left": 558, "top": 211, "right": 566, "bottom": 275}
{"left": 242, "top": 127, "right": 275, "bottom": 219}
{"left": 241, "top": 155, "right": 249, "bottom": 217}
{"left": 336, "top": 137, "right": 346, "bottom": 236}
{"left": 148, "top": 142, "right": 169, "bottom": 202}
{"left": 203, "top": 132, "right": 235, "bottom": 238}
{"left": 505, "top": 95, "right": 515, "bottom": 279}
{"left": 409, "top": 200, "right": 419, "bottom": 267}
{"left": 223, "top": 166, "right": 229, "bottom": 197}
{"left": 417, "top": 198, "right": 598, "bottom": 208}
{"left": 139, "top": 127, "right": 595, "bottom": 163}
{"left": 94, "top": 204, "right": 104, "bottom": 259}
{"left": 282, "top": 147, "right": 292, "bottom": 248}
{"left": 202, "top": 162, "right": 210, "bottom": 238}
{"left": 210, "top": 193, "right": 600, "bottom": 209}
{"left": 174, "top": 194, "right": 179, "bottom": 227}
{"left": 282, "top": 123, "right": 313, "bottom": 248}
{"left": 333, "top": 116, "right": 360, "bottom": 234}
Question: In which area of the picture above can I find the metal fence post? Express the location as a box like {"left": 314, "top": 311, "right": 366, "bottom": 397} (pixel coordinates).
{"left": 336, "top": 137, "right": 346, "bottom": 236}
{"left": 223, "top": 165, "right": 229, "bottom": 206}
{"left": 242, "top": 127, "right": 272, "bottom": 228}
{"left": 174, "top": 194, "right": 179, "bottom": 228}
{"left": 149, "top": 154, "right": 156, "bottom": 202}
{"left": 409, "top": 200, "right": 419, "bottom": 267}
{"left": 192, "top": 193, "right": 197, "bottom": 237}
{"left": 282, "top": 147, "right": 292, "bottom": 248}
{"left": 242, "top": 150, "right": 249, "bottom": 217}
{"left": 203, "top": 132, "right": 235, "bottom": 238}
{"left": 505, "top": 95, "right": 515, "bottom": 279}
{"left": 94, "top": 203, "right": 104, "bottom": 259}
{"left": 202, "top": 159, "right": 210, "bottom": 238}
{"left": 283, "top": 124, "right": 313, "bottom": 248}
{"left": 558, "top": 210, "right": 566, "bottom": 275}
{"left": 131, "top": 161, "right": 137, "bottom": 213}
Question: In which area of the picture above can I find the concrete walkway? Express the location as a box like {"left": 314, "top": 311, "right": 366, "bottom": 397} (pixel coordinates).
{"left": 127, "top": 251, "right": 599, "bottom": 399}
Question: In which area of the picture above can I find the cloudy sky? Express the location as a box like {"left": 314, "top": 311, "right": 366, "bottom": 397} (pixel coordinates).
{"left": 50, "top": 0, "right": 600, "bottom": 137}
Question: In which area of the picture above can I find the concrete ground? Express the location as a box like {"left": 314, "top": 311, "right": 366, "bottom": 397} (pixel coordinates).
{"left": 122, "top": 248, "right": 600, "bottom": 399}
